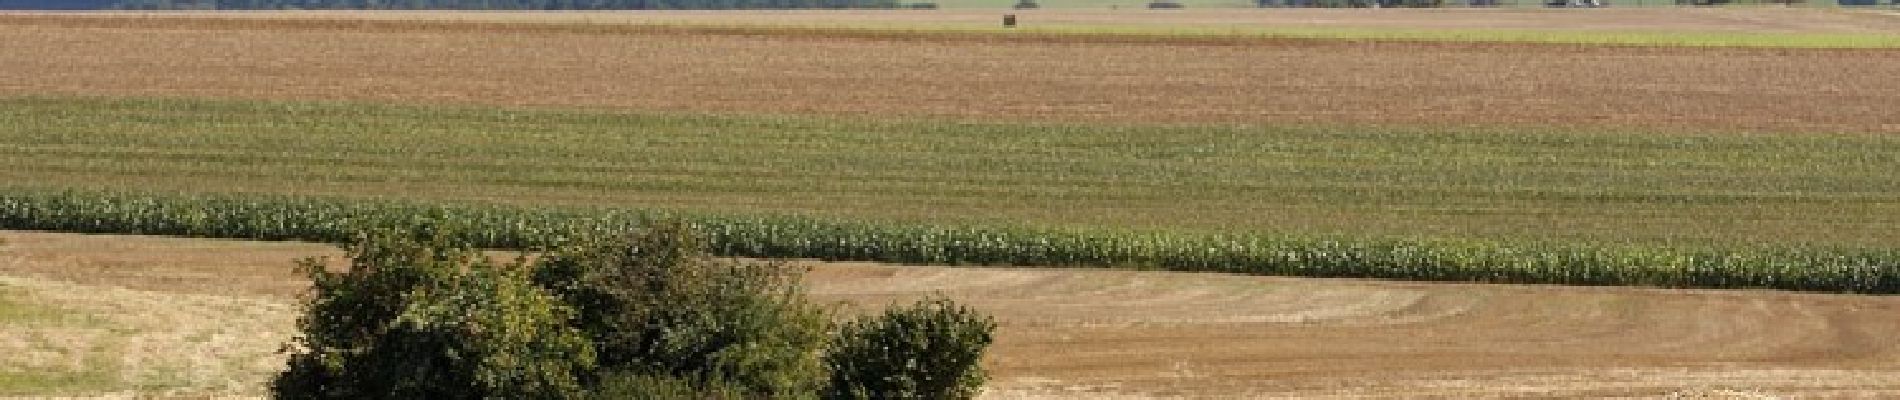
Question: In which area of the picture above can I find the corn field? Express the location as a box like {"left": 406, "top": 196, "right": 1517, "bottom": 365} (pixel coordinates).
{"left": 2, "top": 190, "right": 1894, "bottom": 294}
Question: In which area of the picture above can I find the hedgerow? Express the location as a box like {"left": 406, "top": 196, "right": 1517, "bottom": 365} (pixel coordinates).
{"left": 2, "top": 189, "right": 1896, "bottom": 294}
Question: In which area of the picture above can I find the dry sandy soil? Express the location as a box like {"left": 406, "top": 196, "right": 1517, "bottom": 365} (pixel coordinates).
{"left": 2, "top": 12, "right": 1898, "bottom": 133}
{"left": 3, "top": 231, "right": 1898, "bottom": 398}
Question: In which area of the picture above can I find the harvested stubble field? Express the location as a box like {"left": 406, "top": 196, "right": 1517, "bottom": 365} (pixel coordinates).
{"left": 2, "top": 231, "right": 1899, "bottom": 398}
{"left": 2, "top": 12, "right": 1899, "bottom": 132}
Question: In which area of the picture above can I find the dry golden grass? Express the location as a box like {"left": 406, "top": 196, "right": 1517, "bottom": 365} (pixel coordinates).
{"left": 0, "top": 14, "right": 1896, "bottom": 132}
{"left": 0, "top": 275, "right": 295, "bottom": 398}
{"left": 6, "top": 231, "right": 1900, "bottom": 398}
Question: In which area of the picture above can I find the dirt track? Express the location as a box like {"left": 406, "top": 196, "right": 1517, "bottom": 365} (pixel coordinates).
{"left": 3, "top": 13, "right": 1899, "bottom": 133}
{"left": 4, "top": 231, "right": 1897, "bottom": 398}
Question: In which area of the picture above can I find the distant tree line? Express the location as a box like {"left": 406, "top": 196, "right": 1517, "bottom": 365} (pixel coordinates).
{"left": 0, "top": 0, "right": 117, "bottom": 9}
{"left": 111, "top": 0, "right": 902, "bottom": 10}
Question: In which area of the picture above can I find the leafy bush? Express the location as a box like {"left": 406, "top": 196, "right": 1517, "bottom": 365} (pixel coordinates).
{"left": 268, "top": 221, "right": 1000, "bottom": 399}
{"left": 584, "top": 372, "right": 750, "bottom": 400}
{"left": 824, "top": 297, "right": 996, "bottom": 400}
{"left": 534, "top": 222, "right": 830, "bottom": 398}
{"left": 272, "top": 229, "right": 596, "bottom": 400}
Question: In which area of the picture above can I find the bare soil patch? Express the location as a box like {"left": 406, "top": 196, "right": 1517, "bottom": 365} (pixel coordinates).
{"left": 3, "top": 231, "right": 1898, "bottom": 398}
{"left": 1, "top": 14, "right": 1896, "bottom": 133}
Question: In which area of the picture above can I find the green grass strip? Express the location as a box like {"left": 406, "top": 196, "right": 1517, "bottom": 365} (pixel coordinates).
{"left": 3, "top": 190, "right": 1895, "bottom": 294}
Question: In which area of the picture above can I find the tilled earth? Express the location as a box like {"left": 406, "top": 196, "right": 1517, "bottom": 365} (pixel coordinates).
{"left": 1, "top": 13, "right": 1898, "bottom": 133}
{"left": 8, "top": 8, "right": 1900, "bottom": 34}
{"left": 3, "top": 231, "right": 1897, "bottom": 398}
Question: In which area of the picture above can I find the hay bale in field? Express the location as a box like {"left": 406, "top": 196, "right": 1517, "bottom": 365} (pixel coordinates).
{"left": 1147, "top": 0, "right": 1184, "bottom": 7}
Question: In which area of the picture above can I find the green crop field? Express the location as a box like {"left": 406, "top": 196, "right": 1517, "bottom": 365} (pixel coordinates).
{"left": 4, "top": 96, "right": 1898, "bottom": 247}
{"left": 9, "top": 190, "right": 1900, "bottom": 293}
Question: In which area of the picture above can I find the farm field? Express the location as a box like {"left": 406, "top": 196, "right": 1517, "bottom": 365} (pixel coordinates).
{"left": 12, "top": 9, "right": 1900, "bottom": 36}
{"left": 5, "top": 13, "right": 1900, "bottom": 131}
{"left": 4, "top": 231, "right": 1900, "bottom": 398}
{"left": 5, "top": 97, "right": 1900, "bottom": 247}
{"left": 7, "top": 9, "right": 1900, "bottom": 47}
{"left": 2, "top": 9, "right": 1899, "bottom": 398}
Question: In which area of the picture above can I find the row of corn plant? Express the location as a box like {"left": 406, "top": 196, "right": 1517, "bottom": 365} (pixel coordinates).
{"left": 1, "top": 189, "right": 1895, "bottom": 294}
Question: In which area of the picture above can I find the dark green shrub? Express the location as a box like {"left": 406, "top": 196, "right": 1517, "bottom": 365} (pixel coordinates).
{"left": 534, "top": 222, "right": 830, "bottom": 398}
{"left": 584, "top": 372, "right": 752, "bottom": 400}
{"left": 824, "top": 297, "right": 996, "bottom": 400}
{"left": 272, "top": 230, "right": 595, "bottom": 400}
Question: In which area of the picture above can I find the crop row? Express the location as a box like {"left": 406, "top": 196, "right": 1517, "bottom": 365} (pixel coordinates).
{"left": 1, "top": 190, "right": 1895, "bottom": 294}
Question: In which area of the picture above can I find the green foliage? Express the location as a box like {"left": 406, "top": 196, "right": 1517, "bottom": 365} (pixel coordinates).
{"left": 269, "top": 222, "right": 1002, "bottom": 399}
{"left": 272, "top": 229, "right": 596, "bottom": 400}
{"left": 824, "top": 297, "right": 995, "bottom": 400}
{"left": 3, "top": 190, "right": 1899, "bottom": 294}
{"left": 535, "top": 222, "right": 830, "bottom": 398}
{"left": 584, "top": 373, "right": 751, "bottom": 400}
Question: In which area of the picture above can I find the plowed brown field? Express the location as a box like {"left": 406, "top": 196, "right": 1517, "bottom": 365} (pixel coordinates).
{"left": 9, "top": 8, "right": 1900, "bottom": 34}
{"left": 4, "top": 231, "right": 1899, "bottom": 398}
{"left": 2, "top": 13, "right": 1898, "bottom": 132}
